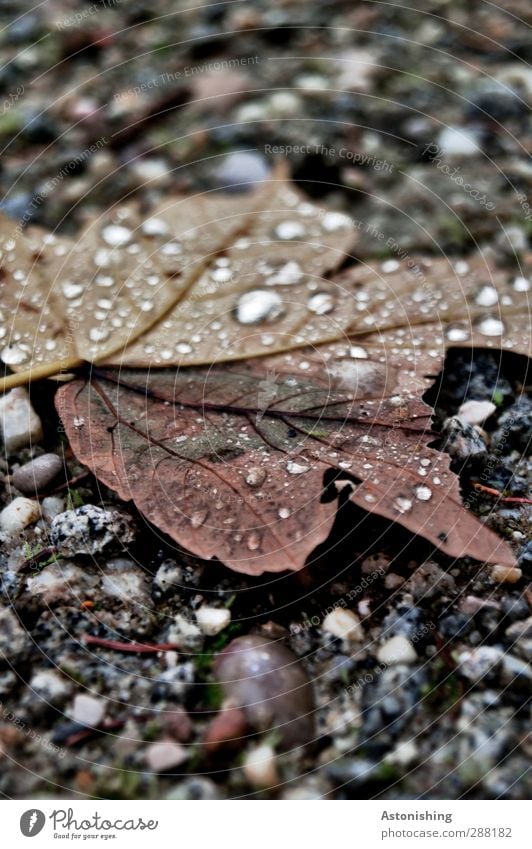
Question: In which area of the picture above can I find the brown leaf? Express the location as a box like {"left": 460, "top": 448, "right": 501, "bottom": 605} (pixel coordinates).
{"left": 55, "top": 345, "right": 516, "bottom": 575}
{"left": 0, "top": 171, "right": 356, "bottom": 380}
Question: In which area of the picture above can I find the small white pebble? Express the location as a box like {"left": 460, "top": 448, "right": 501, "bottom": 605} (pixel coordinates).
{"left": 457, "top": 400, "right": 496, "bottom": 426}
{"left": 41, "top": 496, "right": 66, "bottom": 523}
{"left": 0, "top": 496, "right": 41, "bottom": 532}
{"left": 195, "top": 606, "right": 231, "bottom": 636}
{"left": 384, "top": 573, "right": 405, "bottom": 590}
{"left": 243, "top": 743, "right": 278, "bottom": 789}
{"left": 376, "top": 635, "right": 417, "bottom": 665}
{"left": 145, "top": 739, "right": 188, "bottom": 772}
{"left": 0, "top": 388, "right": 43, "bottom": 451}
{"left": 491, "top": 565, "right": 522, "bottom": 584}
{"left": 70, "top": 693, "right": 106, "bottom": 727}
{"left": 322, "top": 608, "right": 363, "bottom": 641}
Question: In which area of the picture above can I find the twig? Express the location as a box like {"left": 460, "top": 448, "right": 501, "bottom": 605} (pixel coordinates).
{"left": 84, "top": 635, "right": 180, "bottom": 654}
{"left": 473, "top": 482, "right": 532, "bottom": 505}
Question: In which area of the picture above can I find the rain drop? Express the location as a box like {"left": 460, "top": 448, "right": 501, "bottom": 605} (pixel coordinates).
{"left": 235, "top": 290, "right": 283, "bottom": 324}
{"left": 88, "top": 327, "right": 110, "bottom": 342}
{"left": 394, "top": 496, "right": 412, "bottom": 514}
{"left": 245, "top": 467, "right": 267, "bottom": 487}
{"left": 474, "top": 285, "right": 499, "bottom": 307}
{"left": 474, "top": 316, "right": 505, "bottom": 336}
{"left": 275, "top": 220, "right": 306, "bottom": 240}
{"left": 190, "top": 510, "right": 208, "bottom": 528}
{"left": 308, "top": 292, "right": 335, "bottom": 314}
{"left": 102, "top": 224, "right": 132, "bottom": 247}
{"left": 142, "top": 218, "right": 169, "bottom": 237}
{"left": 321, "top": 211, "right": 351, "bottom": 232}
{"left": 1, "top": 344, "right": 29, "bottom": 365}
{"left": 286, "top": 460, "right": 310, "bottom": 475}
{"left": 445, "top": 323, "right": 470, "bottom": 342}
{"left": 62, "top": 282, "right": 84, "bottom": 300}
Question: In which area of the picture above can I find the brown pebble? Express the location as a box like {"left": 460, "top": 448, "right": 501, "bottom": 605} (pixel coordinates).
{"left": 203, "top": 705, "right": 248, "bottom": 753}
{"left": 163, "top": 708, "right": 193, "bottom": 743}
{"left": 12, "top": 453, "right": 63, "bottom": 493}
{"left": 491, "top": 565, "right": 522, "bottom": 584}
{"left": 214, "top": 635, "right": 315, "bottom": 749}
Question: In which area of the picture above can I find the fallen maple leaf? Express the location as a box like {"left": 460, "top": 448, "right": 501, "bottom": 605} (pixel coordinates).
{"left": 2, "top": 177, "right": 529, "bottom": 573}
{"left": 0, "top": 168, "right": 356, "bottom": 388}
{"left": 55, "top": 342, "right": 516, "bottom": 575}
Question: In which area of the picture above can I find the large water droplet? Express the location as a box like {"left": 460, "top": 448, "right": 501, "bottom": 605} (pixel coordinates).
{"left": 1, "top": 344, "right": 29, "bottom": 365}
{"left": 474, "top": 316, "right": 505, "bottom": 336}
{"left": 415, "top": 485, "right": 432, "bottom": 501}
{"left": 235, "top": 290, "right": 283, "bottom": 324}
{"left": 102, "top": 224, "right": 132, "bottom": 247}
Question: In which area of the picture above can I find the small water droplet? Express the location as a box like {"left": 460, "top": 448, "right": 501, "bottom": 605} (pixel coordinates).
{"left": 308, "top": 292, "right": 335, "bottom": 314}
{"left": 512, "top": 276, "right": 530, "bottom": 292}
{"left": 161, "top": 241, "right": 182, "bottom": 256}
{"left": 245, "top": 467, "right": 267, "bottom": 487}
{"left": 275, "top": 220, "right": 306, "bottom": 240}
{"left": 62, "top": 281, "right": 84, "bottom": 300}
{"left": 247, "top": 530, "right": 261, "bottom": 551}
{"left": 278, "top": 506, "right": 290, "bottom": 519}
{"left": 88, "top": 327, "right": 109, "bottom": 343}
{"left": 321, "top": 211, "right": 351, "bottom": 232}
{"left": 349, "top": 346, "right": 368, "bottom": 359}
{"left": 381, "top": 259, "right": 400, "bottom": 273}
{"left": 266, "top": 260, "right": 303, "bottom": 286}
{"left": 415, "top": 485, "right": 432, "bottom": 501}
{"left": 394, "top": 496, "right": 412, "bottom": 514}
{"left": 176, "top": 341, "right": 192, "bottom": 354}
{"left": 102, "top": 224, "right": 132, "bottom": 247}
{"left": 210, "top": 266, "right": 232, "bottom": 284}
{"left": 190, "top": 510, "right": 208, "bottom": 528}
{"left": 235, "top": 290, "right": 283, "bottom": 324}
{"left": 474, "top": 285, "right": 499, "bottom": 307}
{"left": 96, "top": 274, "right": 114, "bottom": 287}
{"left": 286, "top": 460, "right": 310, "bottom": 474}
{"left": 142, "top": 217, "right": 169, "bottom": 237}
{"left": 445, "top": 323, "right": 470, "bottom": 342}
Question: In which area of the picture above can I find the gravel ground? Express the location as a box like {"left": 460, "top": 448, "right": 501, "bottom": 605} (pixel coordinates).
{"left": 0, "top": 0, "right": 530, "bottom": 800}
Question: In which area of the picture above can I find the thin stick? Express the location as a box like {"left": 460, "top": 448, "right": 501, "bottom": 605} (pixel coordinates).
{"left": 0, "top": 356, "right": 84, "bottom": 393}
